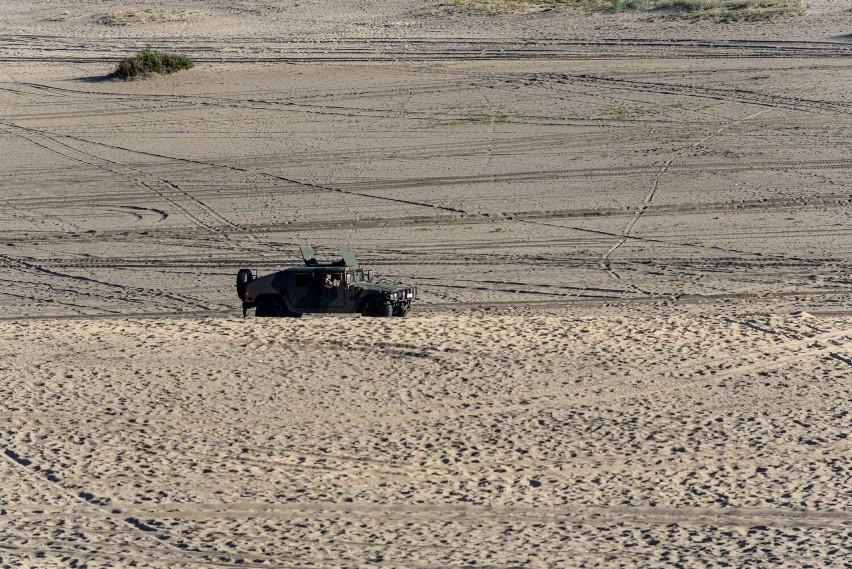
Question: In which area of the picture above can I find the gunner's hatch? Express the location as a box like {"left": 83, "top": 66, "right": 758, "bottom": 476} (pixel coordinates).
{"left": 338, "top": 245, "right": 359, "bottom": 268}
{"left": 299, "top": 244, "right": 317, "bottom": 266}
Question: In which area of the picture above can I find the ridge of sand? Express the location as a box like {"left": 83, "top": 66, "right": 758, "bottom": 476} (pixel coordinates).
{"left": 2, "top": 313, "right": 850, "bottom": 566}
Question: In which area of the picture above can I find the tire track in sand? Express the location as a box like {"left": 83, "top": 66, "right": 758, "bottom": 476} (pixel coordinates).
{"left": 599, "top": 108, "right": 774, "bottom": 283}
{"left": 1, "top": 121, "right": 242, "bottom": 238}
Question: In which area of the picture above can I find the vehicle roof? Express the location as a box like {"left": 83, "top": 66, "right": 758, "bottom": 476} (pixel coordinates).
{"left": 284, "top": 266, "right": 348, "bottom": 273}
{"left": 298, "top": 244, "right": 359, "bottom": 269}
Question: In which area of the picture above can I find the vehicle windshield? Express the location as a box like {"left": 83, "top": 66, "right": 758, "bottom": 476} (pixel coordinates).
{"left": 355, "top": 268, "right": 374, "bottom": 282}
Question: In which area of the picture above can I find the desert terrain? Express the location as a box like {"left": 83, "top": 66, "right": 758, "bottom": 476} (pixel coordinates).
{"left": 1, "top": 0, "right": 850, "bottom": 567}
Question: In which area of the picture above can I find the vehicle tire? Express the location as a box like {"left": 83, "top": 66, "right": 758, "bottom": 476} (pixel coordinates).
{"left": 255, "top": 297, "right": 285, "bottom": 318}
{"left": 392, "top": 304, "right": 409, "bottom": 317}
{"left": 236, "top": 269, "right": 253, "bottom": 299}
{"left": 282, "top": 306, "right": 303, "bottom": 318}
{"left": 361, "top": 298, "right": 392, "bottom": 317}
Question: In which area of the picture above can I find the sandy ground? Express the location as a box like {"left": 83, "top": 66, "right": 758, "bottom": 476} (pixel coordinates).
{"left": 1, "top": 0, "right": 851, "bottom": 566}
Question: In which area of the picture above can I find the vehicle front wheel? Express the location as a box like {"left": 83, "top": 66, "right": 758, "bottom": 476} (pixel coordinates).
{"left": 256, "top": 298, "right": 285, "bottom": 318}
{"left": 361, "top": 298, "right": 392, "bottom": 317}
{"left": 392, "top": 304, "right": 409, "bottom": 317}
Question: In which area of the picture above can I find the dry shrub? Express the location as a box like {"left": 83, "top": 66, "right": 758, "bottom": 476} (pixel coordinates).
{"left": 112, "top": 46, "right": 194, "bottom": 80}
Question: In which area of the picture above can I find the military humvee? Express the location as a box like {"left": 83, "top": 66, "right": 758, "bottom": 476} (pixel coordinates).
{"left": 236, "top": 245, "right": 416, "bottom": 318}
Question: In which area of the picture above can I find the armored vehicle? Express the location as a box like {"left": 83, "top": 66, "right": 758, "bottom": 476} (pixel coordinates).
{"left": 236, "top": 245, "right": 416, "bottom": 318}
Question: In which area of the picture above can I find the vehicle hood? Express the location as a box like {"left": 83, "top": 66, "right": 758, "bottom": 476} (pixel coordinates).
{"left": 356, "top": 282, "right": 411, "bottom": 293}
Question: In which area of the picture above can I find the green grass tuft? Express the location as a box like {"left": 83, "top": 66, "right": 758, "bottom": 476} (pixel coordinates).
{"left": 112, "top": 45, "right": 195, "bottom": 80}
{"left": 422, "top": 105, "right": 513, "bottom": 129}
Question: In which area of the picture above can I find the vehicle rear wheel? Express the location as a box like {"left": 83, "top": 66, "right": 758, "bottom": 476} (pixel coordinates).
{"left": 283, "top": 306, "right": 303, "bottom": 318}
{"left": 361, "top": 298, "right": 392, "bottom": 317}
{"left": 256, "top": 298, "right": 285, "bottom": 318}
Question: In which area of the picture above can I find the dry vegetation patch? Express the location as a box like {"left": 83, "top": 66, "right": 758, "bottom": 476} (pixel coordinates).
{"left": 443, "top": 0, "right": 805, "bottom": 19}
{"left": 111, "top": 45, "right": 195, "bottom": 80}
{"left": 95, "top": 7, "right": 195, "bottom": 26}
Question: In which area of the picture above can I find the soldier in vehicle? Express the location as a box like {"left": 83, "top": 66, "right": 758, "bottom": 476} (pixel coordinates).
{"left": 324, "top": 274, "right": 341, "bottom": 289}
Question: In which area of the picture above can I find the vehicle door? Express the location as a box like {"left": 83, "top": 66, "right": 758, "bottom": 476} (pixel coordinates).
{"left": 320, "top": 271, "right": 347, "bottom": 311}
{"left": 290, "top": 271, "right": 319, "bottom": 310}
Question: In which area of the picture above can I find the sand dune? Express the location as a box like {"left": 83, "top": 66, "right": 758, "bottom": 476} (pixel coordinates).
{"left": 2, "top": 313, "right": 850, "bottom": 566}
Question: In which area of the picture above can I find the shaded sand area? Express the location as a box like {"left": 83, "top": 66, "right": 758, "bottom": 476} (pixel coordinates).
{"left": 2, "top": 313, "right": 851, "bottom": 566}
